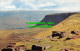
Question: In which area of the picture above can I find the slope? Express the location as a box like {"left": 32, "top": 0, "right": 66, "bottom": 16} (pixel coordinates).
{"left": 36, "top": 12, "right": 76, "bottom": 26}
{"left": 33, "top": 12, "right": 80, "bottom": 39}
{"left": 0, "top": 28, "right": 46, "bottom": 50}
{"left": 30, "top": 12, "right": 80, "bottom": 51}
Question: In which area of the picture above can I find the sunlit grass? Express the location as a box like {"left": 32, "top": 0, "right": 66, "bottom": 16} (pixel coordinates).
{"left": 0, "top": 13, "right": 80, "bottom": 51}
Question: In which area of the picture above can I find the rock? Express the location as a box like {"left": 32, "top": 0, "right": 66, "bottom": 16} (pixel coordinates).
{"left": 32, "top": 45, "right": 42, "bottom": 51}
{"left": 1, "top": 48, "right": 12, "bottom": 51}
{"left": 52, "top": 31, "right": 63, "bottom": 39}
{"left": 71, "top": 30, "right": 79, "bottom": 35}
{"left": 60, "top": 49, "right": 68, "bottom": 51}
{"left": 69, "top": 48, "right": 74, "bottom": 50}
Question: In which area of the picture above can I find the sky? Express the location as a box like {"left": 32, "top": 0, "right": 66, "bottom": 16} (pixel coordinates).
{"left": 0, "top": 0, "right": 80, "bottom": 11}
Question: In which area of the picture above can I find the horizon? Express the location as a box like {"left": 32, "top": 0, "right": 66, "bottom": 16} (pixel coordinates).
{"left": 0, "top": 10, "right": 79, "bottom": 13}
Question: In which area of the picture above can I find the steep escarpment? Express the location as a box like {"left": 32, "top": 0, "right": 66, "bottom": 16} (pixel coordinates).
{"left": 36, "top": 13, "right": 76, "bottom": 26}
{"left": 33, "top": 12, "right": 80, "bottom": 38}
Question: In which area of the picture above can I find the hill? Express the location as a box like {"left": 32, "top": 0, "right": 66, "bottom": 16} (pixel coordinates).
{"left": 0, "top": 12, "right": 80, "bottom": 51}
{"left": 33, "top": 12, "right": 80, "bottom": 38}
{"left": 0, "top": 28, "right": 46, "bottom": 49}
{"left": 0, "top": 11, "right": 60, "bottom": 30}
{"left": 32, "top": 12, "right": 80, "bottom": 51}
{"left": 36, "top": 12, "right": 76, "bottom": 26}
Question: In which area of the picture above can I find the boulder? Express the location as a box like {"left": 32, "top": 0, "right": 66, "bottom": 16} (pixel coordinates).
{"left": 1, "top": 48, "right": 12, "bottom": 51}
{"left": 71, "top": 30, "right": 79, "bottom": 35}
{"left": 32, "top": 45, "right": 42, "bottom": 51}
{"left": 60, "top": 49, "right": 68, "bottom": 51}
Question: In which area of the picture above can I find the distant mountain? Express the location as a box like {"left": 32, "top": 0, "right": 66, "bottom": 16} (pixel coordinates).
{"left": 0, "top": 11, "right": 61, "bottom": 30}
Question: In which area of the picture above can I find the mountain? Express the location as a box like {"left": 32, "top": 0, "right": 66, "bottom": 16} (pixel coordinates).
{"left": 0, "top": 11, "right": 61, "bottom": 30}
{"left": 36, "top": 12, "right": 76, "bottom": 26}
{"left": 0, "top": 12, "right": 80, "bottom": 51}
{"left": 32, "top": 12, "right": 80, "bottom": 51}
{"left": 33, "top": 12, "right": 80, "bottom": 38}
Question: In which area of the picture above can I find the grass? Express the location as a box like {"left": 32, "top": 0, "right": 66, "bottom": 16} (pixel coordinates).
{"left": 0, "top": 12, "right": 80, "bottom": 51}
{"left": 0, "top": 28, "right": 46, "bottom": 49}
{"left": 31, "top": 13, "right": 80, "bottom": 51}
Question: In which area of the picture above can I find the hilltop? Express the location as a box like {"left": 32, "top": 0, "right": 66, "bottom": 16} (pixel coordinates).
{"left": 33, "top": 12, "right": 80, "bottom": 38}
{"left": 32, "top": 12, "right": 80, "bottom": 51}
{"left": 0, "top": 12, "right": 80, "bottom": 51}
{"left": 36, "top": 12, "right": 76, "bottom": 26}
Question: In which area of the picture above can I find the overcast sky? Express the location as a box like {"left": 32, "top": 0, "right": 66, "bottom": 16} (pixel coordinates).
{"left": 0, "top": 0, "right": 80, "bottom": 11}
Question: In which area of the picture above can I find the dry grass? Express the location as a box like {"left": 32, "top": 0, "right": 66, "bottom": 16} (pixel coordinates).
{"left": 31, "top": 13, "right": 80, "bottom": 51}
{"left": 0, "top": 28, "right": 46, "bottom": 49}
{"left": 0, "top": 13, "right": 80, "bottom": 51}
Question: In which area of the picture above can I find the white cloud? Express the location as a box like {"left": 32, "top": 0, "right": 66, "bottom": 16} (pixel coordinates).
{"left": 1, "top": 0, "right": 22, "bottom": 11}
{"left": 54, "top": 7, "right": 80, "bottom": 11}
{"left": 4, "top": 5, "right": 16, "bottom": 9}
{"left": 20, "top": 0, "right": 35, "bottom": 2}
{"left": 20, "top": 0, "right": 57, "bottom": 9}
{"left": 19, "top": 0, "right": 80, "bottom": 11}
{"left": 0, "top": 0, "right": 13, "bottom": 6}
{"left": 39, "top": 2, "right": 57, "bottom": 7}
{"left": 0, "top": 0, "right": 80, "bottom": 11}
{"left": 0, "top": 0, "right": 16, "bottom": 11}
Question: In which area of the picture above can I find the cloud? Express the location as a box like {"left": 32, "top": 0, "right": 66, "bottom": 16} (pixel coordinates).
{"left": 0, "top": 0, "right": 16, "bottom": 11}
{"left": 38, "top": 2, "right": 57, "bottom": 7}
{"left": 0, "top": 0, "right": 13, "bottom": 6}
{"left": 0, "top": 0, "right": 80, "bottom": 11}
{"left": 3, "top": 5, "right": 16, "bottom": 9}
{"left": 19, "top": 0, "right": 57, "bottom": 9}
